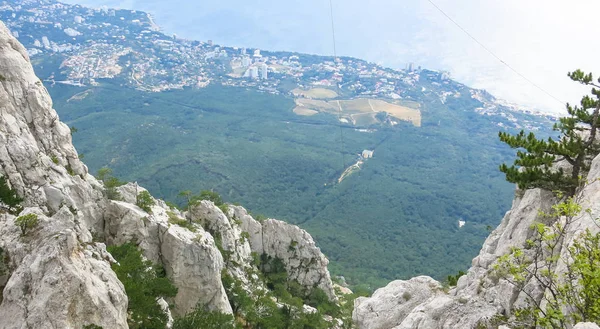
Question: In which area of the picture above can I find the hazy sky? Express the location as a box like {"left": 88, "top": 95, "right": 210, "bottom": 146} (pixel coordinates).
{"left": 63, "top": 0, "right": 600, "bottom": 113}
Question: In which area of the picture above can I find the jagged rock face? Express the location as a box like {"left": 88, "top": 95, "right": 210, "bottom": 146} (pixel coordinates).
{"left": 159, "top": 224, "right": 232, "bottom": 316}
{"left": 0, "top": 21, "right": 128, "bottom": 328}
{"left": 353, "top": 154, "right": 600, "bottom": 329}
{"left": 0, "top": 22, "right": 106, "bottom": 228}
{"left": 574, "top": 323, "right": 600, "bottom": 329}
{"left": 231, "top": 205, "right": 336, "bottom": 300}
{"left": 189, "top": 201, "right": 253, "bottom": 280}
{"left": 105, "top": 185, "right": 232, "bottom": 316}
{"left": 353, "top": 276, "right": 443, "bottom": 329}
{"left": 0, "top": 208, "right": 128, "bottom": 329}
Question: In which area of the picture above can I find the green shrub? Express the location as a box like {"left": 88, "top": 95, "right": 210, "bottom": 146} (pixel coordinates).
{"left": 446, "top": 270, "right": 466, "bottom": 287}
{"left": 221, "top": 268, "right": 334, "bottom": 329}
{"left": 136, "top": 191, "right": 155, "bottom": 213}
{"left": 172, "top": 306, "right": 236, "bottom": 329}
{"left": 107, "top": 243, "right": 177, "bottom": 329}
{"left": 51, "top": 155, "right": 59, "bottom": 164}
{"left": 0, "top": 176, "right": 23, "bottom": 215}
{"left": 83, "top": 325, "right": 103, "bottom": 329}
{"left": 167, "top": 211, "right": 196, "bottom": 232}
{"left": 190, "top": 190, "right": 224, "bottom": 206}
{"left": 14, "top": 213, "right": 39, "bottom": 235}
{"left": 0, "top": 247, "right": 8, "bottom": 277}
{"left": 239, "top": 231, "right": 250, "bottom": 243}
{"left": 66, "top": 164, "right": 75, "bottom": 176}
{"left": 165, "top": 201, "right": 178, "bottom": 210}
{"left": 218, "top": 203, "right": 229, "bottom": 215}
{"left": 96, "top": 167, "right": 126, "bottom": 200}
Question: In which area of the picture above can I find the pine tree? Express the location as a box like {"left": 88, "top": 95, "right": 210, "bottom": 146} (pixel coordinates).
{"left": 0, "top": 175, "right": 23, "bottom": 215}
{"left": 499, "top": 70, "right": 600, "bottom": 196}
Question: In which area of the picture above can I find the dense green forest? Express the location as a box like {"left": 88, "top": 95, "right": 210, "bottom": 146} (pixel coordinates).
{"left": 45, "top": 78, "right": 551, "bottom": 289}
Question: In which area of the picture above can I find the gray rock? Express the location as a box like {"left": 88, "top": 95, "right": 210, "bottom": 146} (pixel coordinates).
{"left": 0, "top": 21, "right": 126, "bottom": 328}
{"left": 574, "top": 323, "right": 600, "bottom": 329}
{"left": 104, "top": 195, "right": 232, "bottom": 316}
{"left": 231, "top": 205, "right": 336, "bottom": 300}
{"left": 353, "top": 276, "right": 442, "bottom": 329}
{"left": 0, "top": 208, "right": 128, "bottom": 328}
{"left": 159, "top": 224, "right": 232, "bottom": 316}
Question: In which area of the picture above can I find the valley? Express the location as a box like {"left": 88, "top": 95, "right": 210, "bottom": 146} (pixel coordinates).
{"left": 1, "top": 0, "right": 557, "bottom": 289}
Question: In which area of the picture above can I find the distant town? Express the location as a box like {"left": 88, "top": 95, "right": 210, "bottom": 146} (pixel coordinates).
{"left": 0, "top": 0, "right": 555, "bottom": 131}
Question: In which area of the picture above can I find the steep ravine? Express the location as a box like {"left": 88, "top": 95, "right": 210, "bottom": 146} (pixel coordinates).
{"left": 0, "top": 21, "right": 338, "bottom": 328}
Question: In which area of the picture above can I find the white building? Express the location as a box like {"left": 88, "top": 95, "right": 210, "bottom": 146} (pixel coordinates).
{"left": 260, "top": 64, "right": 268, "bottom": 79}
{"left": 41, "top": 36, "right": 50, "bottom": 48}
{"left": 253, "top": 49, "right": 262, "bottom": 58}
{"left": 250, "top": 66, "right": 259, "bottom": 79}
{"left": 241, "top": 56, "right": 251, "bottom": 67}
{"left": 244, "top": 66, "right": 259, "bottom": 79}
{"left": 362, "top": 150, "right": 374, "bottom": 159}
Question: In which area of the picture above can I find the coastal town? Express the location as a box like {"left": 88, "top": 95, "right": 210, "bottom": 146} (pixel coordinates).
{"left": 0, "top": 0, "right": 554, "bottom": 130}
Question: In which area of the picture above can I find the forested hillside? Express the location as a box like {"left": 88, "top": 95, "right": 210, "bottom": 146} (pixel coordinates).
{"left": 46, "top": 77, "right": 552, "bottom": 288}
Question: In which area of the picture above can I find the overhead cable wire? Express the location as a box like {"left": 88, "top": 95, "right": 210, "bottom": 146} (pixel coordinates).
{"left": 426, "top": 0, "right": 565, "bottom": 106}
{"left": 329, "top": 0, "right": 346, "bottom": 170}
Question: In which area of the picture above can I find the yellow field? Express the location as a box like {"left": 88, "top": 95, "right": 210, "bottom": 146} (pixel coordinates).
{"left": 296, "top": 98, "right": 339, "bottom": 112}
{"left": 338, "top": 99, "right": 373, "bottom": 113}
{"left": 293, "top": 107, "right": 319, "bottom": 116}
{"left": 369, "top": 99, "right": 421, "bottom": 127}
{"left": 292, "top": 88, "right": 338, "bottom": 99}
{"left": 292, "top": 98, "right": 421, "bottom": 127}
{"left": 67, "top": 89, "right": 92, "bottom": 102}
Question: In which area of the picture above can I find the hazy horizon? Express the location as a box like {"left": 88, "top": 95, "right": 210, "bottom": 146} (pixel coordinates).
{"left": 63, "top": 0, "right": 600, "bottom": 114}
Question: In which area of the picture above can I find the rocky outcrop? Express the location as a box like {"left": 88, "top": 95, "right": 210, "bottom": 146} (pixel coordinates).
{"left": 0, "top": 22, "right": 106, "bottom": 230}
{"left": 0, "top": 208, "right": 129, "bottom": 329}
{"left": 0, "top": 21, "right": 127, "bottom": 328}
{"left": 159, "top": 223, "right": 232, "bottom": 316}
{"left": 232, "top": 205, "right": 336, "bottom": 299}
{"left": 353, "top": 153, "right": 600, "bottom": 328}
{"left": 574, "top": 323, "right": 600, "bottom": 329}
{"left": 353, "top": 276, "right": 443, "bottom": 329}
{"left": 103, "top": 185, "right": 232, "bottom": 316}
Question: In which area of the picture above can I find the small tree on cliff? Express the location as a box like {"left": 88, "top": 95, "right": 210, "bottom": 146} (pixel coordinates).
{"left": 499, "top": 70, "right": 600, "bottom": 196}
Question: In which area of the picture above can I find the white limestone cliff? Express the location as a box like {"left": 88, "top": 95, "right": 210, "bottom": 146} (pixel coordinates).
{"left": 0, "top": 21, "right": 127, "bottom": 328}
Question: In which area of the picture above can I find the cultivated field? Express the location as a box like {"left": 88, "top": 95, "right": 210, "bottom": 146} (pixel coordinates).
{"left": 293, "top": 107, "right": 319, "bottom": 116}
{"left": 292, "top": 97, "right": 421, "bottom": 126}
{"left": 292, "top": 88, "right": 338, "bottom": 99}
